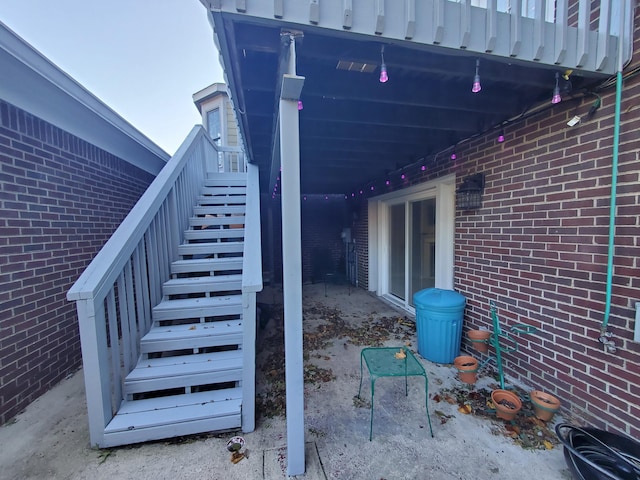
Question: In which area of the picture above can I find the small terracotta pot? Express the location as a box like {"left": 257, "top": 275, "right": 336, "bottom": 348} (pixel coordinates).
{"left": 454, "top": 355, "right": 479, "bottom": 384}
{"left": 467, "top": 330, "right": 491, "bottom": 353}
{"left": 530, "top": 390, "right": 561, "bottom": 421}
{"left": 491, "top": 389, "right": 522, "bottom": 420}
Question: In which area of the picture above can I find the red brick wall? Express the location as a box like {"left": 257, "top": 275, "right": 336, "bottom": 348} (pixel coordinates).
{"left": 352, "top": 8, "right": 640, "bottom": 439}
{"left": 351, "top": 199, "right": 369, "bottom": 290}
{"left": 0, "top": 100, "right": 155, "bottom": 425}
{"left": 456, "top": 12, "right": 640, "bottom": 438}
{"left": 301, "top": 197, "right": 348, "bottom": 283}
{"left": 265, "top": 196, "right": 350, "bottom": 284}
{"left": 455, "top": 69, "right": 640, "bottom": 438}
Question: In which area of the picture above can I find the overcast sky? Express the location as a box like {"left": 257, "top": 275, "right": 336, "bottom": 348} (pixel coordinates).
{"left": 1, "top": 0, "right": 224, "bottom": 155}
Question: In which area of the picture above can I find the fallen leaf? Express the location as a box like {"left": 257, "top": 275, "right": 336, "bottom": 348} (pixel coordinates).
{"left": 458, "top": 404, "right": 472, "bottom": 414}
{"left": 445, "top": 395, "right": 457, "bottom": 405}
{"left": 505, "top": 424, "right": 521, "bottom": 435}
{"left": 468, "top": 391, "right": 482, "bottom": 401}
{"left": 189, "top": 325, "right": 196, "bottom": 330}
{"left": 432, "top": 394, "right": 441, "bottom": 403}
{"left": 543, "top": 440, "right": 554, "bottom": 450}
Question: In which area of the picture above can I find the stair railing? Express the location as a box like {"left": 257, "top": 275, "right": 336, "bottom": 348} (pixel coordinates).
{"left": 67, "top": 125, "right": 217, "bottom": 448}
{"left": 240, "top": 162, "right": 263, "bottom": 432}
{"left": 217, "top": 145, "right": 246, "bottom": 173}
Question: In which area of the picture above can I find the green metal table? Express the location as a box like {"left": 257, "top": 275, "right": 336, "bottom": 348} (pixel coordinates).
{"left": 357, "top": 346, "right": 434, "bottom": 441}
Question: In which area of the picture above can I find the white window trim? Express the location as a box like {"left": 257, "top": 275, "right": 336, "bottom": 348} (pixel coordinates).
{"left": 203, "top": 98, "right": 228, "bottom": 146}
{"left": 368, "top": 174, "right": 456, "bottom": 313}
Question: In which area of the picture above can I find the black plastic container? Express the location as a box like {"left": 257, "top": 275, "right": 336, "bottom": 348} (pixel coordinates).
{"left": 555, "top": 423, "right": 640, "bottom": 480}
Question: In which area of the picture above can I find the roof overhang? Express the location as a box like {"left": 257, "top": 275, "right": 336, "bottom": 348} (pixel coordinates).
{"left": 202, "top": 0, "right": 630, "bottom": 195}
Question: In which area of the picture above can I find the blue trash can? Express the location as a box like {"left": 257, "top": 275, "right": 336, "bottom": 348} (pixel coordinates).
{"left": 413, "top": 288, "right": 466, "bottom": 363}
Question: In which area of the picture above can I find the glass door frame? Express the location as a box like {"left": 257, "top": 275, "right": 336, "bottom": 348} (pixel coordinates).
{"left": 368, "top": 174, "right": 456, "bottom": 313}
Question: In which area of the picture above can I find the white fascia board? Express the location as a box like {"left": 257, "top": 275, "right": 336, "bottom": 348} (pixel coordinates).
{"left": 0, "top": 22, "right": 169, "bottom": 175}
{"left": 192, "top": 82, "right": 228, "bottom": 112}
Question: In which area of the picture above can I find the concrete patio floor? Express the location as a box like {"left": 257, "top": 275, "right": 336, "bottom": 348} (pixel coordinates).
{"left": 0, "top": 284, "right": 572, "bottom": 479}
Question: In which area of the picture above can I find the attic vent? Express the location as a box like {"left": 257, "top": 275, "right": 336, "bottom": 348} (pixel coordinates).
{"left": 336, "top": 60, "right": 376, "bottom": 73}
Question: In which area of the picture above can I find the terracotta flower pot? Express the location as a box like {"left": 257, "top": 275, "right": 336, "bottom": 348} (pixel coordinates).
{"left": 491, "top": 389, "right": 522, "bottom": 420}
{"left": 467, "top": 330, "right": 491, "bottom": 353}
{"left": 454, "top": 355, "right": 478, "bottom": 384}
{"left": 530, "top": 390, "right": 561, "bottom": 421}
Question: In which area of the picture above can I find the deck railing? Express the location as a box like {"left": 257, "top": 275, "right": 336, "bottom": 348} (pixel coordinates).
{"left": 217, "top": 145, "right": 247, "bottom": 173}
{"left": 67, "top": 125, "right": 260, "bottom": 446}
{"left": 240, "top": 162, "right": 262, "bottom": 432}
{"left": 207, "top": 0, "right": 633, "bottom": 75}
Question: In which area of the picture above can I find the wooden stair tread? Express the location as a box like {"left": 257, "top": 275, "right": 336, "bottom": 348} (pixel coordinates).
{"left": 193, "top": 205, "right": 245, "bottom": 215}
{"left": 105, "top": 388, "right": 242, "bottom": 434}
{"left": 141, "top": 319, "right": 242, "bottom": 349}
{"left": 201, "top": 186, "right": 246, "bottom": 195}
{"left": 177, "top": 241, "right": 243, "bottom": 256}
{"left": 183, "top": 229, "right": 245, "bottom": 241}
{"left": 197, "top": 194, "right": 246, "bottom": 204}
{"left": 126, "top": 350, "right": 242, "bottom": 382}
{"left": 152, "top": 295, "right": 242, "bottom": 320}
{"left": 163, "top": 274, "right": 242, "bottom": 289}
{"left": 170, "top": 257, "right": 243, "bottom": 274}
{"left": 189, "top": 216, "right": 245, "bottom": 228}
{"left": 204, "top": 174, "right": 246, "bottom": 187}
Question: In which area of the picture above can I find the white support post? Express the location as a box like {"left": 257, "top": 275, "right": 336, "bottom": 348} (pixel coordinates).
{"left": 280, "top": 36, "right": 306, "bottom": 477}
{"left": 76, "top": 299, "right": 111, "bottom": 448}
{"left": 241, "top": 291, "right": 257, "bottom": 432}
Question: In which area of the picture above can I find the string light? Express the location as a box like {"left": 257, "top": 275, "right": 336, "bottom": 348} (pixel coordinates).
{"left": 552, "top": 72, "right": 562, "bottom": 104}
{"left": 472, "top": 59, "right": 481, "bottom": 93}
{"left": 379, "top": 46, "right": 388, "bottom": 83}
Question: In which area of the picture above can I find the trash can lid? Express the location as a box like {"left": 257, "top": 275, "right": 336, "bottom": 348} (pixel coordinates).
{"left": 413, "top": 288, "right": 466, "bottom": 308}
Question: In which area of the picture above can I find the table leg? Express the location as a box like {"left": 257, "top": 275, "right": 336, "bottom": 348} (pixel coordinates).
{"left": 424, "top": 374, "right": 434, "bottom": 438}
{"left": 358, "top": 352, "right": 364, "bottom": 398}
{"left": 369, "top": 378, "right": 375, "bottom": 441}
{"left": 404, "top": 355, "right": 408, "bottom": 396}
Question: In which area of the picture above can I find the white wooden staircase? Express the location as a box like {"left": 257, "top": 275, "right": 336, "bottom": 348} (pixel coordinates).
{"left": 102, "top": 172, "right": 249, "bottom": 445}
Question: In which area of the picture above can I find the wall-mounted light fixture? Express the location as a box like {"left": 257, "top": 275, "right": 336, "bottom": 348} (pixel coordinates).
{"left": 497, "top": 129, "right": 505, "bottom": 143}
{"left": 456, "top": 173, "right": 485, "bottom": 210}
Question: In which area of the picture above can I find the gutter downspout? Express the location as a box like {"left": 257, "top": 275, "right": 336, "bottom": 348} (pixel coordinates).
{"left": 599, "top": 0, "right": 628, "bottom": 354}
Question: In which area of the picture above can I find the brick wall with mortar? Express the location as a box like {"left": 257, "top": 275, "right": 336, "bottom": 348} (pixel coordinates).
{"left": 301, "top": 197, "right": 349, "bottom": 284}
{"left": 349, "top": 10, "right": 640, "bottom": 438}
{"left": 0, "top": 100, "right": 155, "bottom": 425}
{"left": 351, "top": 199, "right": 369, "bottom": 290}
{"left": 265, "top": 196, "right": 350, "bottom": 285}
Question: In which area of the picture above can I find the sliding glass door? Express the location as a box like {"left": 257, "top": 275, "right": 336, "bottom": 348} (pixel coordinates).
{"left": 370, "top": 176, "right": 455, "bottom": 312}
{"left": 389, "top": 203, "right": 406, "bottom": 299}
{"left": 388, "top": 198, "right": 436, "bottom": 305}
{"left": 409, "top": 198, "right": 436, "bottom": 305}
